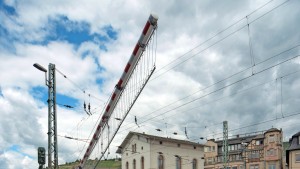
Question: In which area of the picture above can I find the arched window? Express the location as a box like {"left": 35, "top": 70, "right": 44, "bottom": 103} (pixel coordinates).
{"left": 192, "top": 159, "right": 197, "bottom": 169}
{"left": 126, "top": 161, "right": 129, "bottom": 169}
{"left": 158, "top": 155, "right": 164, "bottom": 169}
{"left": 133, "top": 159, "right": 136, "bottom": 169}
{"left": 141, "top": 156, "right": 145, "bottom": 169}
{"left": 176, "top": 156, "right": 181, "bottom": 169}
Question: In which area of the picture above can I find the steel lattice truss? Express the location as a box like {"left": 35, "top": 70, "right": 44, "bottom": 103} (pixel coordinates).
{"left": 80, "top": 14, "right": 158, "bottom": 169}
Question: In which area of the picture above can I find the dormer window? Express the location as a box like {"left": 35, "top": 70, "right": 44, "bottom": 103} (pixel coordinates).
{"left": 298, "top": 136, "right": 300, "bottom": 145}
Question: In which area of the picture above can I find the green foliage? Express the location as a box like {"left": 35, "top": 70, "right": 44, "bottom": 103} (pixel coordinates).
{"left": 59, "top": 159, "right": 121, "bottom": 169}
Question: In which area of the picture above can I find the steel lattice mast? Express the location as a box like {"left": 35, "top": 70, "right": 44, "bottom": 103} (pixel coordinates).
{"left": 80, "top": 14, "right": 158, "bottom": 168}
{"left": 223, "top": 121, "right": 228, "bottom": 169}
{"left": 47, "top": 63, "right": 58, "bottom": 169}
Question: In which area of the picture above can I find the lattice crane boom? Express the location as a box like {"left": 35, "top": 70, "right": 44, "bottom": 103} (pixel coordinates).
{"left": 80, "top": 14, "right": 158, "bottom": 168}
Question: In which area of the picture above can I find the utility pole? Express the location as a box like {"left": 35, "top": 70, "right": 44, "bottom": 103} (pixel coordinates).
{"left": 48, "top": 63, "right": 58, "bottom": 169}
{"left": 223, "top": 121, "right": 228, "bottom": 169}
{"left": 33, "top": 63, "right": 58, "bottom": 169}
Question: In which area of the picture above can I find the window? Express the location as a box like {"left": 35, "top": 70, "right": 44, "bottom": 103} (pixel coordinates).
{"left": 296, "top": 153, "right": 300, "bottom": 162}
{"left": 126, "top": 161, "right": 129, "bottom": 169}
{"left": 132, "top": 144, "right": 137, "bottom": 153}
{"left": 269, "top": 135, "right": 275, "bottom": 143}
{"left": 207, "top": 157, "right": 213, "bottom": 163}
{"left": 176, "top": 156, "right": 181, "bottom": 169}
{"left": 267, "top": 149, "right": 276, "bottom": 156}
{"left": 160, "top": 141, "right": 163, "bottom": 145}
{"left": 133, "top": 159, "right": 136, "bottom": 169}
{"left": 250, "top": 164, "right": 259, "bottom": 169}
{"left": 141, "top": 157, "right": 144, "bottom": 169}
{"left": 239, "top": 165, "right": 244, "bottom": 169}
{"left": 268, "top": 164, "right": 276, "bottom": 169}
{"left": 205, "top": 146, "right": 215, "bottom": 152}
{"left": 232, "top": 166, "right": 238, "bottom": 169}
{"left": 298, "top": 136, "right": 300, "bottom": 145}
{"left": 192, "top": 159, "right": 197, "bottom": 169}
{"left": 256, "top": 141, "right": 260, "bottom": 145}
{"left": 178, "top": 144, "right": 181, "bottom": 147}
{"left": 249, "top": 151, "right": 259, "bottom": 159}
{"left": 235, "top": 154, "right": 242, "bottom": 160}
{"left": 158, "top": 155, "right": 164, "bottom": 169}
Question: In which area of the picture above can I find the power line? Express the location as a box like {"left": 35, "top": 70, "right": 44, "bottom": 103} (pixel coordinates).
{"left": 130, "top": 44, "right": 300, "bottom": 123}
{"left": 150, "top": 0, "right": 290, "bottom": 81}
{"left": 55, "top": 67, "right": 107, "bottom": 104}
{"left": 121, "top": 68, "right": 300, "bottom": 141}
{"left": 118, "top": 53, "right": 300, "bottom": 134}
{"left": 153, "top": 0, "right": 275, "bottom": 75}
{"left": 207, "top": 109, "right": 300, "bottom": 139}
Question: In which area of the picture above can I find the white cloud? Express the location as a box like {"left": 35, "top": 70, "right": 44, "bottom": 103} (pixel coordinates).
{"left": 1, "top": 0, "right": 300, "bottom": 168}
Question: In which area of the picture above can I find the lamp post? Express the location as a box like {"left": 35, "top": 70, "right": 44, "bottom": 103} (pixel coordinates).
{"left": 34, "top": 63, "right": 58, "bottom": 169}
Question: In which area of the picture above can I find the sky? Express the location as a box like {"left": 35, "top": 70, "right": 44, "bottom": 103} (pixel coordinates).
{"left": 0, "top": 0, "right": 300, "bottom": 168}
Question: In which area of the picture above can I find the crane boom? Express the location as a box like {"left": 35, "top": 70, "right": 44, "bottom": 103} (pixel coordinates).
{"left": 80, "top": 14, "right": 158, "bottom": 168}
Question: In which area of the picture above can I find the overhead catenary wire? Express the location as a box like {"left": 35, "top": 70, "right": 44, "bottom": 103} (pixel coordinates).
{"left": 118, "top": 52, "right": 300, "bottom": 134}
{"left": 55, "top": 67, "right": 107, "bottom": 104}
{"left": 135, "top": 68, "right": 300, "bottom": 130}
{"left": 120, "top": 108, "right": 299, "bottom": 163}
{"left": 152, "top": 0, "right": 275, "bottom": 75}
{"left": 150, "top": 0, "right": 290, "bottom": 81}
{"left": 206, "top": 109, "right": 300, "bottom": 139}
{"left": 130, "top": 44, "right": 300, "bottom": 124}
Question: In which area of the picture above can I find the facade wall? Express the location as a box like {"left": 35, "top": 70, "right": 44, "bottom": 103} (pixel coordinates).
{"left": 121, "top": 135, "right": 151, "bottom": 169}
{"left": 204, "top": 129, "right": 283, "bottom": 169}
{"left": 150, "top": 139, "right": 204, "bottom": 169}
{"left": 121, "top": 134, "right": 204, "bottom": 169}
{"left": 289, "top": 150, "right": 300, "bottom": 169}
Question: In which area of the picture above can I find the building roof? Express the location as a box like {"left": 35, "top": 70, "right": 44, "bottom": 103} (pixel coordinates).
{"left": 214, "top": 134, "right": 263, "bottom": 146}
{"left": 292, "top": 131, "right": 300, "bottom": 137}
{"left": 286, "top": 131, "right": 300, "bottom": 164}
{"left": 212, "top": 128, "right": 280, "bottom": 146}
{"left": 116, "top": 131, "right": 204, "bottom": 154}
{"left": 287, "top": 131, "right": 300, "bottom": 151}
{"left": 264, "top": 128, "right": 281, "bottom": 134}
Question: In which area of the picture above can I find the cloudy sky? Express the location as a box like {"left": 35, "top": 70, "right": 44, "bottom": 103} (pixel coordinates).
{"left": 1, "top": 0, "right": 300, "bottom": 168}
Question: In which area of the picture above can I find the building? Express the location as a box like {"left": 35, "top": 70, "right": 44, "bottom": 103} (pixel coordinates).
{"left": 116, "top": 131, "right": 205, "bottom": 169}
{"left": 204, "top": 128, "right": 283, "bottom": 169}
{"left": 286, "top": 131, "right": 300, "bottom": 169}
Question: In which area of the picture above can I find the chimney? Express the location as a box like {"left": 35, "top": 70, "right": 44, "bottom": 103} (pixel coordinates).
{"left": 237, "top": 134, "right": 239, "bottom": 138}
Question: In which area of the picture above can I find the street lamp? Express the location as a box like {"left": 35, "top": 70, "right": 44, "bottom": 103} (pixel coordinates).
{"left": 34, "top": 63, "right": 58, "bottom": 169}
{"left": 34, "top": 63, "right": 48, "bottom": 86}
